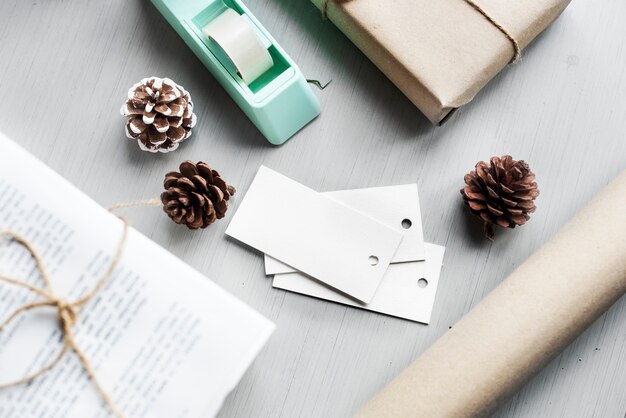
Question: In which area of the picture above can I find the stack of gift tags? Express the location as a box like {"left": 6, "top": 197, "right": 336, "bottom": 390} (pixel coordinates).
{"left": 226, "top": 166, "right": 445, "bottom": 324}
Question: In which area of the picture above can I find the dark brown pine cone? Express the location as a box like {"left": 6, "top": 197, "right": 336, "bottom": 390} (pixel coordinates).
{"left": 161, "top": 161, "right": 236, "bottom": 230}
{"left": 121, "top": 77, "right": 197, "bottom": 153}
{"left": 461, "top": 155, "right": 539, "bottom": 240}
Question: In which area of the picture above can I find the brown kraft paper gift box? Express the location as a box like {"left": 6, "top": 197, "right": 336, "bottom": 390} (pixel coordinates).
{"left": 311, "top": 0, "right": 571, "bottom": 124}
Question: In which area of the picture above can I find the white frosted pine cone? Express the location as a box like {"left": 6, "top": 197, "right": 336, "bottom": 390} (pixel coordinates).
{"left": 121, "top": 77, "right": 197, "bottom": 153}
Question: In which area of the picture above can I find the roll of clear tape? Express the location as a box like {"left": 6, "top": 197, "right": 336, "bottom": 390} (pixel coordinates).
{"left": 202, "top": 8, "right": 274, "bottom": 85}
{"left": 356, "top": 169, "right": 626, "bottom": 418}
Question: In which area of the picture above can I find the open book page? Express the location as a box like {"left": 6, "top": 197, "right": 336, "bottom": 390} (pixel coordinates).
{"left": 0, "top": 133, "right": 274, "bottom": 418}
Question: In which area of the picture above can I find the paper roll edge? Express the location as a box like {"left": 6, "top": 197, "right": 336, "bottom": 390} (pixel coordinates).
{"left": 355, "top": 169, "right": 626, "bottom": 418}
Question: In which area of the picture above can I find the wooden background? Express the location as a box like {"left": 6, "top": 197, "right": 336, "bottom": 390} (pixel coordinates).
{"left": 0, "top": 0, "right": 624, "bottom": 417}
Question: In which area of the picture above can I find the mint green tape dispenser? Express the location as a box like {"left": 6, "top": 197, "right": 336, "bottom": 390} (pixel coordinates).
{"left": 151, "top": 0, "right": 321, "bottom": 145}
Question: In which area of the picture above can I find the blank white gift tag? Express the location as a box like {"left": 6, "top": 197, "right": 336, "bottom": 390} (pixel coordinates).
{"left": 264, "top": 184, "right": 425, "bottom": 275}
{"left": 273, "top": 243, "right": 445, "bottom": 324}
{"left": 225, "top": 166, "right": 403, "bottom": 303}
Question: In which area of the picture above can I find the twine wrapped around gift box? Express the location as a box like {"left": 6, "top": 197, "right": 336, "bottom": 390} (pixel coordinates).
{"left": 322, "top": 0, "right": 521, "bottom": 63}
{"left": 314, "top": 0, "right": 570, "bottom": 124}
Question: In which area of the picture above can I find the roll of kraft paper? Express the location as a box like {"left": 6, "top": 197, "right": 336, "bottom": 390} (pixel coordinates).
{"left": 356, "top": 170, "right": 626, "bottom": 418}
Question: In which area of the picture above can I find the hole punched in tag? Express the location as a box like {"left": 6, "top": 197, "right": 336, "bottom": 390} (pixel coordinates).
{"left": 401, "top": 218, "right": 412, "bottom": 229}
{"left": 418, "top": 278, "right": 428, "bottom": 288}
{"left": 368, "top": 256, "right": 379, "bottom": 266}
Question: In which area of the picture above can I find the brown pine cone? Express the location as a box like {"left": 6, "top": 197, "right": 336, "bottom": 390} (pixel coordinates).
{"left": 161, "top": 161, "right": 236, "bottom": 230}
{"left": 121, "top": 77, "right": 197, "bottom": 153}
{"left": 461, "top": 155, "right": 539, "bottom": 240}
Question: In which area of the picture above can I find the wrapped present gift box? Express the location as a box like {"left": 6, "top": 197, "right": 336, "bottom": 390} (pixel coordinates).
{"left": 312, "top": 0, "right": 571, "bottom": 124}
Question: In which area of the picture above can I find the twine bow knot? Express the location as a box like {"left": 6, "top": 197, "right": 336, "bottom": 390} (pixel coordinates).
{"left": 57, "top": 299, "right": 78, "bottom": 329}
{"left": 0, "top": 221, "right": 129, "bottom": 418}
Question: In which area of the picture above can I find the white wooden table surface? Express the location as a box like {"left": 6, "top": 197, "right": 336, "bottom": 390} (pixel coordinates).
{"left": 0, "top": 0, "right": 624, "bottom": 417}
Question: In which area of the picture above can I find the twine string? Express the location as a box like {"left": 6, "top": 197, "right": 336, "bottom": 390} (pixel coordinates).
{"left": 107, "top": 197, "right": 161, "bottom": 213}
{"left": 463, "top": 0, "right": 521, "bottom": 63}
{"left": 321, "top": 0, "right": 330, "bottom": 18}
{"left": 320, "top": 0, "right": 521, "bottom": 63}
{"left": 0, "top": 219, "right": 129, "bottom": 418}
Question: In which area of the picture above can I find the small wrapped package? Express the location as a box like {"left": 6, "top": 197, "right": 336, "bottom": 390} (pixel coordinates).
{"left": 312, "top": 0, "right": 571, "bottom": 124}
